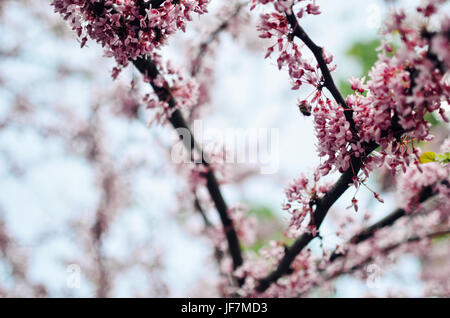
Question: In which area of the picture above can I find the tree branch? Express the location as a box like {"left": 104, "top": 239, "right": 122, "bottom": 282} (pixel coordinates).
{"left": 92, "top": 0, "right": 244, "bottom": 274}
{"left": 256, "top": 10, "right": 447, "bottom": 292}
{"left": 133, "top": 56, "right": 244, "bottom": 275}
{"left": 329, "top": 179, "right": 449, "bottom": 262}
{"left": 256, "top": 141, "right": 378, "bottom": 292}
{"left": 323, "top": 228, "right": 450, "bottom": 285}
{"left": 294, "top": 227, "right": 450, "bottom": 297}
{"left": 285, "top": 12, "right": 356, "bottom": 132}
{"left": 255, "top": 11, "right": 383, "bottom": 291}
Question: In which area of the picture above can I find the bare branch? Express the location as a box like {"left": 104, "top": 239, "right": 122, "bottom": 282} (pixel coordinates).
{"left": 324, "top": 228, "right": 450, "bottom": 284}
{"left": 330, "top": 179, "right": 449, "bottom": 262}
{"left": 132, "top": 56, "right": 245, "bottom": 273}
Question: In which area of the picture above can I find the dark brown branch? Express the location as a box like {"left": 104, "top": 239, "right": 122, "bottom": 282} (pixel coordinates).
{"left": 290, "top": 226, "right": 450, "bottom": 298}
{"left": 325, "top": 228, "right": 450, "bottom": 283}
{"left": 93, "top": 0, "right": 243, "bottom": 275}
{"left": 256, "top": 9, "right": 388, "bottom": 292}
{"left": 293, "top": 226, "right": 450, "bottom": 297}
{"left": 130, "top": 0, "right": 243, "bottom": 274}
{"left": 256, "top": 11, "right": 447, "bottom": 293}
{"left": 256, "top": 141, "right": 378, "bottom": 292}
{"left": 329, "top": 179, "right": 449, "bottom": 262}
{"left": 150, "top": 0, "right": 168, "bottom": 7}
{"left": 285, "top": 12, "right": 356, "bottom": 132}
{"left": 136, "top": 0, "right": 168, "bottom": 11}
{"left": 132, "top": 57, "right": 244, "bottom": 274}
{"left": 253, "top": 11, "right": 383, "bottom": 288}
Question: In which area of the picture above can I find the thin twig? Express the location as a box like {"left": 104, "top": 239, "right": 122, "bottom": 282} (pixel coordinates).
{"left": 191, "top": 2, "right": 246, "bottom": 77}
{"left": 294, "top": 227, "right": 450, "bottom": 297}
{"left": 330, "top": 180, "right": 449, "bottom": 261}
{"left": 324, "top": 229, "right": 450, "bottom": 284}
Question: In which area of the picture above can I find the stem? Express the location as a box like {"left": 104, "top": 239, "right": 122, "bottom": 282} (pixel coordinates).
{"left": 256, "top": 11, "right": 368, "bottom": 292}
{"left": 131, "top": 0, "right": 244, "bottom": 274}
{"left": 325, "top": 229, "right": 450, "bottom": 283}
{"left": 285, "top": 12, "right": 356, "bottom": 132}
{"left": 330, "top": 180, "right": 449, "bottom": 262}
{"left": 256, "top": 142, "right": 378, "bottom": 292}
{"left": 132, "top": 57, "right": 244, "bottom": 273}
{"left": 256, "top": 9, "right": 446, "bottom": 292}
{"left": 294, "top": 227, "right": 450, "bottom": 297}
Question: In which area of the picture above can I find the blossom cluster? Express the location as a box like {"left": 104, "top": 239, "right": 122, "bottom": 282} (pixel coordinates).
{"left": 145, "top": 61, "right": 200, "bottom": 124}
{"left": 207, "top": 203, "right": 257, "bottom": 276}
{"left": 233, "top": 241, "right": 286, "bottom": 295}
{"left": 348, "top": 7, "right": 450, "bottom": 174}
{"left": 397, "top": 139, "right": 450, "bottom": 215}
{"left": 254, "top": 0, "right": 449, "bottom": 235}
{"left": 256, "top": 0, "right": 449, "bottom": 177}
{"left": 52, "top": 0, "right": 209, "bottom": 76}
{"left": 283, "top": 171, "right": 332, "bottom": 236}
{"left": 52, "top": 0, "right": 205, "bottom": 126}
{"left": 255, "top": 1, "right": 325, "bottom": 91}
{"left": 313, "top": 98, "right": 354, "bottom": 175}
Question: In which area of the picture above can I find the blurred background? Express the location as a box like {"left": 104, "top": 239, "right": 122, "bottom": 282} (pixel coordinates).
{"left": 0, "top": 0, "right": 448, "bottom": 297}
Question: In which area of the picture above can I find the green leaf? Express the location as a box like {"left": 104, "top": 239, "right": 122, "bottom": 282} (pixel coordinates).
{"left": 424, "top": 113, "right": 441, "bottom": 127}
{"left": 346, "top": 39, "right": 381, "bottom": 76}
{"left": 248, "top": 205, "right": 277, "bottom": 220}
{"left": 419, "top": 151, "right": 437, "bottom": 164}
{"left": 436, "top": 152, "right": 450, "bottom": 164}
